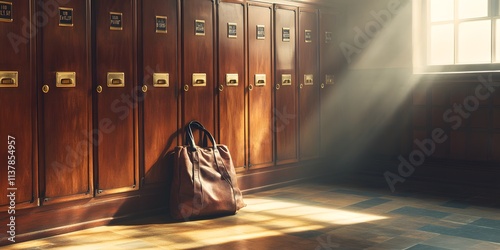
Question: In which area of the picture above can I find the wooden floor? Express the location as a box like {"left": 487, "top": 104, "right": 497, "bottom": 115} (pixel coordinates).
{"left": 8, "top": 179, "right": 500, "bottom": 249}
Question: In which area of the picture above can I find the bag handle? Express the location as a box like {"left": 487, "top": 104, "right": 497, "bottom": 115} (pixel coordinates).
{"left": 186, "top": 120, "right": 217, "bottom": 151}
{"left": 185, "top": 120, "right": 204, "bottom": 147}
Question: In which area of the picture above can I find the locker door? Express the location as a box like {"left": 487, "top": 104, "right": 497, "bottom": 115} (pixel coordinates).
{"left": 40, "top": 0, "right": 92, "bottom": 203}
{"left": 298, "top": 8, "right": 320, "bottom": 160}
{"left": 248, "top": 2, "right": 274, "bottom": 169}
{"left": 140, "top": 0, "right": 178, "bottom": 185}
{"left": 0, "top": 0, "right": 37, "bottom": 209}
{"left": 94, "top": 0, "right": 138, "bottom": 195}
{"left": 181, "top": 0, "right": 215, "bottom": 135}
{"left": 274, "top": 5, "right": 298, "bottom": 165}
{"left": 217, "top": 1, "right": 246, "bottom": 169}
{"left": 319, "top": 10, "right": 338, "bottom": 157}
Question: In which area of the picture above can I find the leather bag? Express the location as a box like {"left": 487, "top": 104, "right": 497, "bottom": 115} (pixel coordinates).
{"left": 170, "top": 121, "right": 245, "bottom": 220}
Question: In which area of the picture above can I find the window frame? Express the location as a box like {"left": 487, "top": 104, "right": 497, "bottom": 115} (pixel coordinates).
{"left": 413, "top": 0, "right": 500, "bottom": 74}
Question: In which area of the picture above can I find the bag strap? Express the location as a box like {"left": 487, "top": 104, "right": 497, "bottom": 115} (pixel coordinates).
{"left": 186, "top": 120, "right": 217, "bottom": 151}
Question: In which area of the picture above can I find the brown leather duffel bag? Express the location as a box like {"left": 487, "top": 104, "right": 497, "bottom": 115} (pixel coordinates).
{"left": 170, "top": 121, "right": 245, "bottom": 220}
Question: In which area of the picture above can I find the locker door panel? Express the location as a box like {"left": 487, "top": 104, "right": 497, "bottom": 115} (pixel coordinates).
{"left": 41, "top": 0, "right": 92, "bottom": 202}
{"left": 298, "top": 9, "right": 320, "bottom": 160}
{"left": 141, "top": 0, "right": 178, "bottom": 185}
{"left": 0, "top": 0, "right": 36, "bottom": 209}
{"left": 319, "top": 11, "right": 338, "bottom": 156}
{"left": 94, "top": 0, "right": 138, "bottom": 194}
{"left": 181, "top": 0, "right": 215, "bottom": 136}
{"left": 248, "top": 3, "right": 273, "bottom": 169}
{"left": 218, "top": 1, "right": 245, "bottom": 169}
{"left": 274, "top": 6, "right": 298, "bottom": 164}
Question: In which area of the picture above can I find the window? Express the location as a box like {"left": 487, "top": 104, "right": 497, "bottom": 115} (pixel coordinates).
{"left": 414, "top": 0, "right": 500, "bottom": 73}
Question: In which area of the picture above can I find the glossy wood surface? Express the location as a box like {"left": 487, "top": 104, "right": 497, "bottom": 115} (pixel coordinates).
{"left": 40, "top": 0, "right": 92, "bottom": 203}
{"left": 274, "top": 5, "right": 298, "bottom": 164}
{"left": 140, "top": 0, "right": 178, "bottom": 185}
{"left": 0, "top": 0, "right": 36, "bottom": 208}
{"left": 247, "top": 2, "right": 274, "bottom": 168}
{"left": 94, "top": 0, "right": 138, "bottom": 194}
{"left": 181, "top": 0, "right": 215, "bottom": 136}
{"left": 217, "top": 1, "right": 246, "bottom": 169}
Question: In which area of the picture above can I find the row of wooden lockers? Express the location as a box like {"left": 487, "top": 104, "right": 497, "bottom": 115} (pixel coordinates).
{"left": 0, "top": 0, "right": 342, "bottom": 209}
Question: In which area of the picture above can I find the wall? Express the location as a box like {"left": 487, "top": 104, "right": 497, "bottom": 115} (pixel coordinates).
{"left": 327, "top": 0, "right": 500, "bottom": 194}
{"left": 320, "top": 0, "right": 413, "bottom": 169}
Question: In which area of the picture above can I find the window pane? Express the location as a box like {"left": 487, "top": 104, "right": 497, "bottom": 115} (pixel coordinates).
{"left": 430, "top": 0, "right": 454, "bottom": 22}
{"left": 458, "top": 0, "right": 488, "bottom": 19}
{"left": 429, "top": 24, "right": 455, "bottom": 65}
{"left": 496, "top": 19, "right": 500, "bottom": 62}
{"left": 458, "top": 20, "right": 491, "bottom": 64}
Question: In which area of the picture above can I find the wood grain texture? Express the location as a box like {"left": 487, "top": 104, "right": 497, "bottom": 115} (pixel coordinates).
{"left": 0, "top": 0, "right": 36, "bottom": 209}
{"left": 94, "top": 0, "right": 138, "bottom": 193}
{"left": 140, "top": 0, "right": 178, "bottom": 185}
{"left": 40, "top": 0, "right": 92, "bottom": 202}
{"left": 248, "top": 2, "right": 274, "bottom": 169}
{"left": 181, "top": 0, "right": 215, "bottom": 138}
{"left": 217, "top": 2, "right": 246, "bottom": 169}
{"left": 274, "top": 5, "right": 298, "bottom": 164}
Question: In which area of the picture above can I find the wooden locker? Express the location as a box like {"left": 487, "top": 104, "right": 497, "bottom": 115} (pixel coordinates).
{"left": 217, "top": 1, "right": 246, "bottom": 169}
{"left": 274, "top": 5, "right": 298, "bottom": 165}
{"left": 298, "top": 8, "right": 320, "bottom": 160}
{"left": 39, "top": 0, "right": 93, "bottom": 203}
{"left": 0, "top": 0, "right": 37, "bottom": 209}
{"left": 93, "top": 0, "right": 139, "bottom": 195}
{"left": 181, "top": 0, "right": 215, "bottom": 136}
{"left": 247, "top": 2, "right": 274, "bottom": 169}
{"left": 319, "top": 10, "right": 339, "bottom": 157}
{"left": 140, "top": 0, "right": 178, "bottom": 185}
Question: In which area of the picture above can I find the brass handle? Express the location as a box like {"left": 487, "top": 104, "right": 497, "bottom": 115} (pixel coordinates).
{"left": 321, "top": 83, "right": 325, "bottom": 89}
{"left": 1, "top": 78, "right": 15, "bottom": 85}
{"left": 61, "top": 78, "right": 72, "bottom": 84}
{"left": 42, "top": 85, "right": 50, "bottom": 93}
{"left": 107, "top": 72, "right": 125, "bottom": 87}
{"left": 192, "top": 73, "right": 207, "bottom": 86}
{"left": 184, "top": 85, "right": 189, "bottom": 92}
{"left": 248, "top": 84, "right": 254, "bottom": 91}
{"left": 219, "top": 84, "right": 224, "bottom": 92}
{"left": 56, "top": 72, "right": 76, "bottom": 87}
{"left": 276, "top": 84, "right": 280, "bottom": 90}
{"left": 142, "top": 85, "right": 148, "bottom": 93}
{"left": 0, "top": 71, "right": 18, "bottom": 88}
{"left": 153, "top": 73, "right": 169, "bottom": 87}
{"left": 96, "top": 85, "right": 103, "bottom": 93}
{"left": 300, "top": 84, "right": 304, "bottom": 89}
